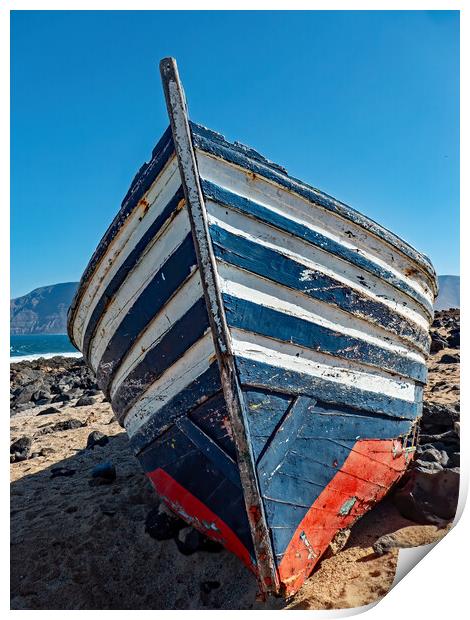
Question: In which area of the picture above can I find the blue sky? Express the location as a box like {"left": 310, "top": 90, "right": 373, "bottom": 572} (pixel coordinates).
{"left": 11, "top": 10, "right": 459, "bottom": 298}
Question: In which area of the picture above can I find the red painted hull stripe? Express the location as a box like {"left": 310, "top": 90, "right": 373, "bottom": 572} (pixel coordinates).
{"left": 147, "top": 467, "right": 256, "bottom": 574}
{"left": 278, "top": 439, "right": 409, "bottom": 594}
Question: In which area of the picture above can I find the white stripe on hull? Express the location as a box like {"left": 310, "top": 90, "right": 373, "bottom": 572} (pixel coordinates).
{"left": 217, "top": 262, "right": 425, "bottom": 364}
{"left": 74, "top": 156, "right": 181, "bottom": 350}
{"left": 206, "top": 200, "right": 429, "bottom": 330}
{"left": 109, "top": 270, "right": 204, "bottom": 398}
{"left": 230, "top": 329, "right": 416, "bottom": 402}
{"left": 89, "top": 208, "right": 192, "bottom": 371}
{"left": 196, "top": 150, "right": 435, "bottom": 304}
{"left": 123, "top": 331, "right": 216, "bottom": 437}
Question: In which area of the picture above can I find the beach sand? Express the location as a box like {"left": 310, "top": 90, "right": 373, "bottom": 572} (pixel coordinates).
{"left": 10, "top": 311, "right": 459, "bottom": 610}
{"left": 9, "top": 401, "right": 451, "bottom": 610}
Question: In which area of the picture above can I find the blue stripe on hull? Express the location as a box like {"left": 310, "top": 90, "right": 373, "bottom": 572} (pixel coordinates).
{"left": 222, "top": 294, "right": 427, "bottom": 383}
{"left": 128, "top": 363, "right": 222, "bottom": 455}
{"left": 191, "top": 123, "right": 437, "bottom": 286}
{"left": 236, "top": 357, "right": 420, "bottom": 420}
{"left": 96, "top": 233, "right": 198, "bottom": 393}
{"left": 112, "top": 298, "right": 210, "bottom": 419}
{"left": 202, "top": 180, "right": 433, "bottom": 318}
{"left": 82, "top": 187, "right": 186, "bottom": 362}
{"left": 210, "top": 225, "right": 430, "bottom": 353}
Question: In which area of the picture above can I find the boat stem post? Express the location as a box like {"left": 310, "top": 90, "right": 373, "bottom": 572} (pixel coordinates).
{"left": 159, "top": 57, "right": 279, "bottom": 594}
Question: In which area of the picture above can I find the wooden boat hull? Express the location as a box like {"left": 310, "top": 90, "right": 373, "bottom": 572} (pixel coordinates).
{"left": 68, "top": 58, "right": 437, "bottom": 596}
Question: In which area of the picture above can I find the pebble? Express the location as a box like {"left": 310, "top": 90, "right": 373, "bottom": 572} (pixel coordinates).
{"left": 439, "top": 353, "right": 460, "bottom": 364}
{"left": 91, "top": 462, "right": 116, "bottom": 483}
{"left": 75, "top": 396, "right": 96, "bottom": 407}
{"left": 36, "top": 406, "right": 61, "bottom": 416}
{"left": 86, "top": 431, "right": 109, "bottom": 450}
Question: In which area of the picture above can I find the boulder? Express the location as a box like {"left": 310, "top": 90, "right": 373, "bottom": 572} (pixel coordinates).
{"left": 10, "top": 436, "right": 32, "bottom": 462}
{"left": 393, "top": 467, "right": 459, "bottom": 524}
{"left": 430, "top": 333, "right": 447, "bottom": 353}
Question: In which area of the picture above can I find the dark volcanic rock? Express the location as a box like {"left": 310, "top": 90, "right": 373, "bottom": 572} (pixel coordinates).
{"left": 38, "top": 419, "right": 84, "bottom": 435}
{"left": 145, "top": 506, "right": 185, "bottom": 541}
{"left": 86, "top": 431, "right": 109, "bottom": 450}
{"left": 31, "top": 389, "right": 51, "bottom": 403}
{"left": 175, "top": 528, "right": 203, "bottom": 555}
{"left": 175, "top": 527, "right": 224, "bottom": 555}
{"left": 75, "top": 396, "right": 95, "bottom": 407}
{"left": 90, "top": 462, "right": 116, "bottom": 483}
{"left": 394, "top": 467, "right": 459, "bottom": 524}
{"left": 447, "top": 329, "right": 460, "bottom": 348}
{"left": 430, "top": 333, "right": 447, "bottom": 353}
{"left": 439, "top": 353, "right": 460, "bottom": 364}
{"left": 51, "top": 393, "right": 72, "bottom": 404}
{"left": 85, "top": 389, "right": 101, "bottom": 397}
{"left": 421, "top": 402, "right": 459, "bottom": 432}
{"left": 36, "top": 406, "right": 61, "bottom": 416}
{"left": 10, "top": 436, "right": 32, "bottom": 462}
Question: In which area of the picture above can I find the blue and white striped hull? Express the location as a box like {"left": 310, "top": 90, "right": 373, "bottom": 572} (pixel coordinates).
{"left": 68, "top": 58, "right": 437, "bottom": 597}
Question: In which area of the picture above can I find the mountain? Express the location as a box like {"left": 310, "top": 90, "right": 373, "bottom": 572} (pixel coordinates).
{"left": 10, "top": 282, "right": 79, "bottom": 335}
{"left": 435, "top": 275, "right": 460, "bottom": 311}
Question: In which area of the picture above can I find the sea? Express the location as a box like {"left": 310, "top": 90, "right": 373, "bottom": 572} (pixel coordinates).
{"left": 10, "top": 334, "right": 81, "bottom": 363}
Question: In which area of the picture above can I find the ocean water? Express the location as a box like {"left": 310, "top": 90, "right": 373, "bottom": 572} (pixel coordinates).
{"left": 10, "top": 334, "right": 80, "bottom": 362}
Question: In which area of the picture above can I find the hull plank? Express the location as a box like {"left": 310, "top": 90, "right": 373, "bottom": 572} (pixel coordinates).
{"left": 202, "top": 179, "right": 434, "bottom": 317}
{"left": 82, "top": 186, "right": 185, "bottom": 361}
{"left": 128, "top": 363, "right": 222, "bottom": 455}
{"left": 67, "top": 58, "right": 437, "bottom": 597}
{"left": 236, "top": 357, "right": 421, "bottom": 419}
{"left": 210, "top": 225, "right": 430, "bottom": 352}
{"left": 112, "top": 297, "right": 210, "bottom": 417}
{"left": 96, "top": 234, "right": 197, "bottom": 392}
{"left": 223, "top": 294, "right": 427, "bottom": 382}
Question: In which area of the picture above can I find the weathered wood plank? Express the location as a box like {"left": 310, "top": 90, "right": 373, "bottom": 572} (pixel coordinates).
{"left": 188, "top": 391, "right": 237, "bottom": 461}
{"left": 257, "top": 396, "right": 313, "bottom": 480}
{"left": 82, "top": 186, "right": 186, "bottom": 361}
{"left": 202, "top": 180, "right": 433, "bottom": 317}
{"left": 191, "top": 123, "right": 437, "bottom": 289}
{"left": 223, "top": 294, "right": 427, "bottom": 383}
{"left": 128, "top": 363, "right": 222, "bottom": 455}
{"left": 210, "top": 225, "right": 430, "bottom": 353}
{"left": 236, "top": 358, "right": 420, "bottom": 420}
{"left": 243, "top": 389, "right": 293, "bottom": 439}
{"left": 95, "top": 234, "right": 198, "bottom": 392}
{"left": 112, "top": 298, "right": 210, "bottom": 418}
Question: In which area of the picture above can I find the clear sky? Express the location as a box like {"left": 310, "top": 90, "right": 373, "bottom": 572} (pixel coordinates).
{"left": 11, "top": 10, "right": 459, "bottom": 298}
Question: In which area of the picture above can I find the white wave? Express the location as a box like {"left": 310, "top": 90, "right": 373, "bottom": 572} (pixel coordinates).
{"left": 10, "top": 352, "right": 83, "bottom": 364}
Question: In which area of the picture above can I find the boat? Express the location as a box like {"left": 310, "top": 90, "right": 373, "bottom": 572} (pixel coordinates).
{"left": 67, "top": 57, "right": 438, "bottom": 597}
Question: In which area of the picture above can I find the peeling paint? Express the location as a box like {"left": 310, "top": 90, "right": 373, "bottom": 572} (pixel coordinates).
{"left": 338, "top": 497, "right": 357, "bottom": 516}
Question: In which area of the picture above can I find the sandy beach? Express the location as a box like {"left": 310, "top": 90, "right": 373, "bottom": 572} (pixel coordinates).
{"left": 10, "top": 310, "right": 459, "bottom": 610}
